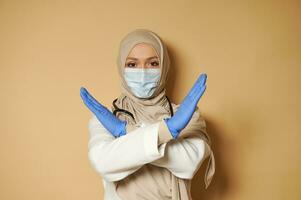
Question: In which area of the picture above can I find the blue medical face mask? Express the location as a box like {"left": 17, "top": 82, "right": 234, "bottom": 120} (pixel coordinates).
{"left": 124, "top": 68, "right": 161, "bottom": 98}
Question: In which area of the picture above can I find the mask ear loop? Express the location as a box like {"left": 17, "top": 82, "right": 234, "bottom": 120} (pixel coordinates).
{"left": 112, "top": 98, "right": 136, "bottom": 123}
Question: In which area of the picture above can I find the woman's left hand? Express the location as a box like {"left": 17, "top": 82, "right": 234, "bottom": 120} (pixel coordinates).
{"left": 80, "top": 87, "right": 127, "bottom": 137}
{"left": 164, "top": 73, "right": 207, "bottom": 139}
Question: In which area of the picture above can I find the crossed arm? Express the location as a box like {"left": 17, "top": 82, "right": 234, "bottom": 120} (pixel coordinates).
{"left": 87, "top": 113, "right": 211, "bottom": 182}
{"left": 82, "top": 73, "right": 210, "bottom": 181}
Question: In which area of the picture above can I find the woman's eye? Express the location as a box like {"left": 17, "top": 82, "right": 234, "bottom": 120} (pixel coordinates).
{"left": 126, "top": 62, "right": 136, "bottom": 67}
{"left": 151, "top": 61, "right": 159, "bottom": 66}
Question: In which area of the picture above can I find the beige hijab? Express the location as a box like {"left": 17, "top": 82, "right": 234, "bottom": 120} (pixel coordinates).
{"left": 112, "top": 28, "right": 215, "bottom": 191}
{"left": 113, "top": 28, "right": 171, "bottom": 125}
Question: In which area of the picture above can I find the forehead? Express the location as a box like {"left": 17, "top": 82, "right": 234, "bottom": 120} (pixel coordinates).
{"left": 127, "top": 43, "right": 159, "bottom": 59}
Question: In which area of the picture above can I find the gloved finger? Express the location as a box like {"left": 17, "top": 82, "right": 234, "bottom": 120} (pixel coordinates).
{"left": 80, "top": 92, "right": 100, "bottom": 115}
{"left": 195, "top": 84, "right": 206, "bottom": 102}
{"left": 189, "top": 74, "right": 207, "bottom": 97}
{"left": 80, "top": 87, "right": 96, "bottom": 109}
{"left": 80, "top": 88, "right": 123, "bottom": 121}
{"left": 84, "top": 95, "right": 111, "bottom": 117}
{"left": 80, "top": 87, "right": 90, "bottom": 104}
{"left": 80, "top": 87, "right": 105, "bottom": 110}
{"left": 187, "top": 73, "right": 207, "bottom": 99}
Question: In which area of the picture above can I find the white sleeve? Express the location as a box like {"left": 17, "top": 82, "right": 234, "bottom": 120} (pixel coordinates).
{"left": 87, "top": 114, "right": 168, "bottom": 182}
{"left": 149, "top": 111, "right": 212, "bottom": 180}
{"left": 150, "top": 136, "right": 211, "bottom": 179}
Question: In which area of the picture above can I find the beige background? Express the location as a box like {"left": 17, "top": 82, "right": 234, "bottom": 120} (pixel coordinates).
{"left": 1, "top": 0, "right": 300, "bottom": 199}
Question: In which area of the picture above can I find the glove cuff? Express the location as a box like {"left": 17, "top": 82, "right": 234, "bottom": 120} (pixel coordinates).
{"left": 164, "top": 118, "right": 179, "bottom": 139}
{"left": 158, "top": 120, "right": 174, "bottom": 145}
{"left": 117, "top": 121, "right": 127, "bottom": 137}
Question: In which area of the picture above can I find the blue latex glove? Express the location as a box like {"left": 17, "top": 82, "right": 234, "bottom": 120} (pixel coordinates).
{"left": 80, "top": 87, "right": 127, "bottom": 137}
{"left": 164, "top": 73, "right": 207, "bottom": 139}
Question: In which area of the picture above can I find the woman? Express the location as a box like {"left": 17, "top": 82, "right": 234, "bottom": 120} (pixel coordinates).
{"left": 80, "top": 29, "right": 215, "bottom": 200}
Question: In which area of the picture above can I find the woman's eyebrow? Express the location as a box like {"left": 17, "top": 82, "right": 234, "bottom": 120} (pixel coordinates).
{"left": 126, "top": 56, "right": 159, "bottom": 60}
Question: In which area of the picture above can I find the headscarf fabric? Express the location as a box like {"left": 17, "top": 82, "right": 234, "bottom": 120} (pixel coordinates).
{"left": 113, "top": 28, "right": 172, "bottom": 125}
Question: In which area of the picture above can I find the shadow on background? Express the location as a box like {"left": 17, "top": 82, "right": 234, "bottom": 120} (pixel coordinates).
{"left": 165, "top": 43, "right": 239, "bottom": 199}
{"left": 190, "top": 118, "right": 239, "bottom": 199}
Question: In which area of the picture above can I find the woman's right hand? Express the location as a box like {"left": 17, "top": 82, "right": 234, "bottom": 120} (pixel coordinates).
{"left": 164, "top": 73, "right": 207, "bottom": 139}
{"left": 80, "top": 87, "right": 127, "bottom": 137}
